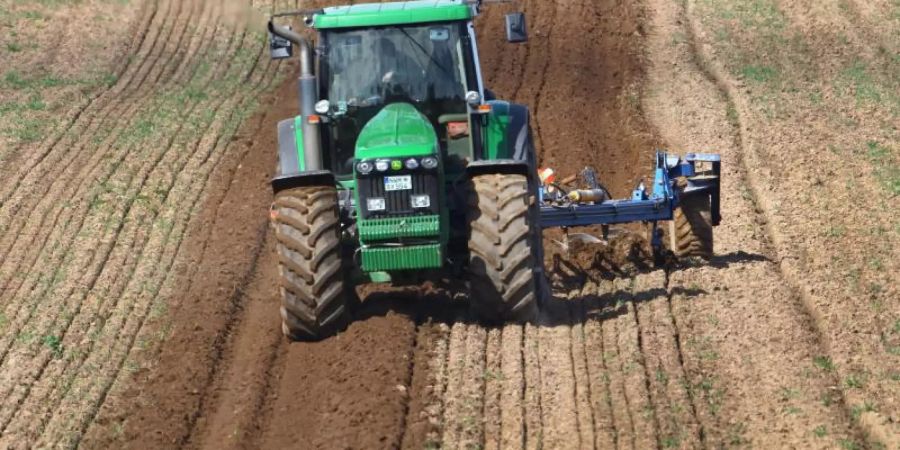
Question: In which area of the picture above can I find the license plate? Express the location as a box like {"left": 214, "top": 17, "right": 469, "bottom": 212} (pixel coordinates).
{"left": 384, "top": 175, "right": 412, "bottom": 191}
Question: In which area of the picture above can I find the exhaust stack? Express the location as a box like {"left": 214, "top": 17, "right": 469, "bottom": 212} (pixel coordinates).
{"left": 268, "top": 21, "right": 323, "bottom": 171}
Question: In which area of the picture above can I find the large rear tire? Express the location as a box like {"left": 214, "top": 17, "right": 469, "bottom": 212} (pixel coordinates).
{"left": 273, "top": 186, "right": 351, "bottom": 341}
{"left": 467, "top": 174, "right": 539, "bottom": 322}
{"left": 671, "top": 192, "right": 714, "bottom": 259}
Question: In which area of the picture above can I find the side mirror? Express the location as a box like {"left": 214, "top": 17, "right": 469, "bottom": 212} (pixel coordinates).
{"left": 268, "top": 23, "right": 293, "bottom": 59}
{"left": 505, "top": 12, "right": 528, "bottom": 43}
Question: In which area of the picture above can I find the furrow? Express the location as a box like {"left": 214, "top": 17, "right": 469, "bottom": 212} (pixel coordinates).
{"left": 522, "top": 323, "right": 543, "bottom": 450}
{"left": 482, "top": 327, "right": 503, "bottom": 450}
{"left": 440, "top": 319, "right": 470, "bottom": 449}
{"left": 633, "top": 271, "right": 703, "bottom": 449}
{"left": 568, "top": 299, "right": 597, "bottom": 449}
{"left": 0, "top": 0, "right": 176, "bottom": 297}
{"left": 499, "top": 324, "right": 526, "bottom": 449}
{"left": 0, "top": 0, "right": 193, "bottom": 361}
{"left": 600, "top": 296, "right": 635, "bottom": 450}
{"left": 535, "top": 292, "right": 580, "bottom": 449}
{"left": 82, "top": 53, "right": 281, "bottom": 449}
{"left": 0, "top": 0, "right": 189, "bottom": 383}
{"left": 0, "top": 0, "right": 221, "bottom": 384}
{"left": 0, "top": 0, "right": 212, "bottom": 299}
{"left": 400, "top": 321, "right": 450, "bottom": 450}
{"left": 441, "top": 322, "right": 487, "bottom": 450}
{"left": 0, "top": 0, "right": 161, "bottom": 204}
{"left": 681, "top": 0, "right": 876, "bottom": 444}
{"left": 615, "top": 279, "right": 658, "bottom": 450}
{"left": 39, "top": 35, "right": 276, "bottom": 448}
{"left": 581, "top": 284, "right": 617, "bottom": 449}
{"left": 0, "top": 11, "right": 258, "bottom": 441}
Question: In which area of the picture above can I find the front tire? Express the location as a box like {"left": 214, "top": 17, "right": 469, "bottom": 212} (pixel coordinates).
{"left": 467, "top": 174, "right": 540, "bottom": 322}
{"left": 273, "top": 186, "right": 352, "bottom": 341}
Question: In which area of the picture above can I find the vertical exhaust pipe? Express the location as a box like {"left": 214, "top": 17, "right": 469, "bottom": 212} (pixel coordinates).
{"left": 268, "top": 21, "right": 323, "bottom": 171}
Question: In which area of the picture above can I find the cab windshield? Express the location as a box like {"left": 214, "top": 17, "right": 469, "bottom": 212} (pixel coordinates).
{"left": 319, "top": 22, "right": 475, "bottom": 175}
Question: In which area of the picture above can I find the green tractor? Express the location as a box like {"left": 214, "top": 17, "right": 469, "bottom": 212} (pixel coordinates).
{"left": 267, "top": 1, "right": 544, "bottom": 340}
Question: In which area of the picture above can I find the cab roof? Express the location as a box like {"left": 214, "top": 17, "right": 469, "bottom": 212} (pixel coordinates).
{"left": 313, "top": 0, "right": 475, "bottom": 29}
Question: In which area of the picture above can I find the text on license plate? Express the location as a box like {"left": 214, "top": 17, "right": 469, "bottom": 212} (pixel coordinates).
{"left": 384, "top": 175, "right": 412, "bottom": 191}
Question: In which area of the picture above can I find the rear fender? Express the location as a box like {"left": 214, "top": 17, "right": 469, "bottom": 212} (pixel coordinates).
{"left": 272, "top": 170, "right": 336, "bottom": 193}
{"left": 484, "top": 101, "right": 533, "bottom": 162}
{"left": 273, "top": 117, "right": 335, "bottom": 192}
{"left": 276, "top": 117, "right": 305, "bottom": 175}
{"left": 466, "top": 159, "right": 531, "bottom": 177}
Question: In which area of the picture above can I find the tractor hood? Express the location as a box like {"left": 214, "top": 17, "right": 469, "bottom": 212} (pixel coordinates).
{"left": 355, "top": 103, "right": 437, "bottom": 159}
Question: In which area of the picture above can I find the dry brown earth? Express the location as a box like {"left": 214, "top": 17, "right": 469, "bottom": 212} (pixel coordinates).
{"left": 0, "top": 0, "right": 896, "bottom": 449}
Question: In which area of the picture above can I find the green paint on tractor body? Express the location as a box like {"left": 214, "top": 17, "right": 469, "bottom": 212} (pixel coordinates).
{"left": 484, "top": 101, "right": 512, "bottom": 160}
{"left": 293, "top": 115, "right": 306, "bottom": 171}
{"left": 313, "top": 1, "right": 473, "bottom": 29}
{"left": 353, "top": 104, "right": 447, "bottom": 272}
{"left": 360, "top": 243, "right": 443, "bottom": 272}
{"left": 358, "top": 214, "right": 441, "bottom": 241}
{"left": 355, "top": 103, "right": 438, "bottom": 159}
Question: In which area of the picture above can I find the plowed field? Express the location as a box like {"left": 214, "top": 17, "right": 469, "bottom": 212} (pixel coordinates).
{"left": 0, "top": 0, "right": 896, "bottom": 449}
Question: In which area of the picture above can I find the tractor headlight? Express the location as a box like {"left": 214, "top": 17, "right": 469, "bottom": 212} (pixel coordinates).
{"left": 356, "top": 160, "right": 373, "bottom": 175}
{"left": 314, "top": 99, "right": 331, "bottom": 115}
{"left": 411, "top": 195, "right": 431, "bottom": 208}
{"left": 421, "top": 157, "right": 438, "bottom": 169}
{"left": 375, "top": 159, "right": 390, "bottom": 172}
{"left": 405, "top": 158, "right": 419, "bottom": 170}
{"left": 366, "top": 197, "right": 386, "bottom": 211}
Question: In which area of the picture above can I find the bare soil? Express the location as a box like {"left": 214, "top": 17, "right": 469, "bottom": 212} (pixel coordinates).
{"left": 0, "top": 0, "right": 896, "bottom": 448}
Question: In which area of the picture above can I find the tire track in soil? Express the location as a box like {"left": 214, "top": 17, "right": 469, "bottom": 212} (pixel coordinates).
{"left": 0, "top": 1, "right": 236, "bottom": 434}
{"left": 0, "top": 0, "right": 208, "bottom": 309}
{"left": 91, "top": 69, "right": 284, "bottom": 450}
{"left": 640, "top": 0, "right": 863, "bottom": 446}
{"left": 0, "top": 0, "right": 182, "bottom": 266}
{"left": 683, "top": 1, "right": 898, "bottom": 446}
{"left": 0, "top": 0, "right": 196, "bottom": 367}
{"left": 0, "top": 0, "right": 284, "bottom": 446}
{"left": 0, "top": 0, "right": 158, "bottom": 203}
{"left": 56, "top": 33, "right": 278, "bottom": 449}
{"left": 634, "top": 271, "right": 703, "bottom": 448}
{"left": 0, "top": 0, "right": 173, "bottom": 332}
{"left": 0, "top": 0, "right": 191, "bottom": 410}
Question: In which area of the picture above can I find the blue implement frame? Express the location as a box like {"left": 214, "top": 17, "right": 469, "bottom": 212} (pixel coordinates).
{"left": 539, "top": 151, "right": 721, "bottom": 248}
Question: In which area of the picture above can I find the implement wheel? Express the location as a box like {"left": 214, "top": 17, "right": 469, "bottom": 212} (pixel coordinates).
{"left": 671, "top": 191, "right": 714, "bottom": 259}
{"left": 273, "top": 186, "right": 352, "bottom": 341}
{"left": 467, "top": 173, "right": 540, "bottom": 322}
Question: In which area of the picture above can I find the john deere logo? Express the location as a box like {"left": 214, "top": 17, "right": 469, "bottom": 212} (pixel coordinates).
{"left": 391, "top": 160, "right": 403, "bottom": 171}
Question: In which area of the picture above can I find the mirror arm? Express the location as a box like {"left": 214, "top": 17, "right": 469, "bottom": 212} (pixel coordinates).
{"left": 268, "top": 21, "right": 314, "bottom": 76}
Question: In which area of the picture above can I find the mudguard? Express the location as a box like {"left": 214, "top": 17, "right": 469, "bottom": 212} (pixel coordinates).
{"left": 272, "top": 170, "right": 336, "bottom": 193}
{"left": 276, "top": 117, "right": 303, "bottom": 175}
{"left": 471, "top": 101, "right": 536, "bottom": 178}
{"left": 484, "top": 100, "right": 532, "bottom": 161}
{"left": 272, "top": 117, "right": 335, "bottom": 192}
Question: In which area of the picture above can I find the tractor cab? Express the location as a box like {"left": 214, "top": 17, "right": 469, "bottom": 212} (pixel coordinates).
{"left": 305, "top": 1, "right": 504, "bottom": 186}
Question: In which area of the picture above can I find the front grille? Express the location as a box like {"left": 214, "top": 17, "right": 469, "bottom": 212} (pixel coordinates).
{"left": 357, "top": 171, "right": 440, "bottom": 219}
